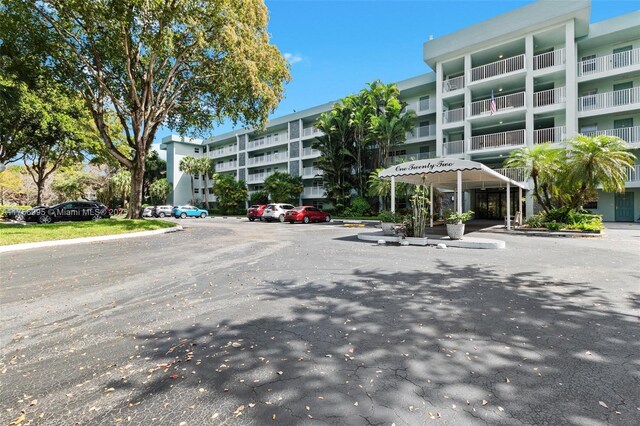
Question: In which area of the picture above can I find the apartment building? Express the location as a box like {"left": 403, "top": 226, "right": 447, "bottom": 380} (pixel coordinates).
{"left": 161, "top": 0, "right": 640, "bottom": 222}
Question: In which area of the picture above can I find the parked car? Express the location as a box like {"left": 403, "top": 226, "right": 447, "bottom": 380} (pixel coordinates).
{"left": 141, "top": 206, "right": 155, "bottom": 217}
{"left": 247, "top": 204, "right": 267, "bottom": 221}
{"left": 172, "top": 205, "right": 208, "bottom": 219}
{"left": 153, "top": 205, "right": 173, "bottom": 218}
{"left": 24, "top": 201, "right": 110, "bottom": 224}
{"left": 261, "top": 203, "right": 295, "bottom": 222}
{"left": 285, "top": 206, "right": 332, "bottom": 224}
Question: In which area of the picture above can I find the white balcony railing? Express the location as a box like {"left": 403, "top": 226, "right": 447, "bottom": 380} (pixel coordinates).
{"left": 534, "top": 126, "right": 567, "bottom": 144}
{"left": 533, "top": 48, "right": 566, "bottom": 71}
{"left": 443, "top": 140, "right": 465, "bottom": 156}
{"left": 627, "top": 165, "right": 640, "bottom": 183}
{"left": 418, "top": 97, "right": 436, "bottom": 112}
{"left": 578, "top": 87, "right": 640, "bottom": 112}
{"left": 303, "top": 187, "right": 326, "bottom": 197}
{"left": 469, "top": 129, "right": 526, "bottom": 151}
{"left": 583, "top": 126, "right": 640, "bottom": 145}
{"left": 470, "top": 91, "right": 525, "bottom": 117}
{"left": 534, "top": 86, "right": 566, "bottom": 107}
{"left": 215, "top": 161, "right": 238, "bottom": 172}
{"left": 387, "top": 152, "right": 436, "bottom": 165}
{"left": 494, "top": 167, "right": 528, "bottom": 182}
{"left": 407, "top": 124, "right": 436, "bottom": 140}
{"left": 577, "top": 47, "right": 640, "bottom": 77}
{"left": 470, "top": 54, "right": 525, "bottom": 82}
{"left": 302, "top": 147, "right": 321, "bottom": 157}
{"left": 246, "top": 171, "right": 276, "bottom": 184}
{"left": 210, "top": 145, "right": 238, "bottom": 157}
{"left": 302, "top": 126, "right": 323, "bottom": 138}
{"left": 443, "top": 108, "right": 465, "bottom": 124}
{"left": 246, "top": 152, "right": 288, "bottom": 166}
{"left": 247, "top": 133, "right": 287, "bottom": 150}
{"left": 302, "top": 167, "right": 324, "bottom": 178}
{"left": 442, "top": 76, "right": 465, "bottom": 93}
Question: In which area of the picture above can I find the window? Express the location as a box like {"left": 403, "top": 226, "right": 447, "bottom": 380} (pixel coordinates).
{"left": 613, "top": 82, "right": 633, "bottom": 106}
{"left": 202, "top": 146, "right": 207, "bottom": 153}
{"left": 419, "top": 96, "right": 431, "bottom": 111}
{"left": 614, "top": 118, "right": 633, "bottom": 129}
{"left": 613, "top": 45, "right": 633, "bottom": 68}
{"left": 580, "top": 124, "right": 597, "bottom": 135}
{"left": 194, "top": 188, "right": 199, "bottom": 194}
{"left": 194, "top": 147, "right": 200, "bottom": 153}
{"left": 194, "top": 173, "right": 199, "bottom": 180}
{"left": 581, "top": 54, "right": 596, "bottom": 74}
{"left": 208, "top": 188, "right": 214, "bottom": 194}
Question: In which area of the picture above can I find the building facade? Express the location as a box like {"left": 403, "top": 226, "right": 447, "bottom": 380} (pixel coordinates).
{"left": 162, "top": 0, "right": 640, "bottom": 222}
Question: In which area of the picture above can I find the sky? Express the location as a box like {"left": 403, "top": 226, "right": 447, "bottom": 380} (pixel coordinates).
{"left": 153, "top": 0, "right": 640, "bottom": 156}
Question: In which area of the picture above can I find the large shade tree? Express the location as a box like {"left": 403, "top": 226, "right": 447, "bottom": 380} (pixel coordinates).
{"left": 2, "top": 0, "right": 290, "bottom": 218}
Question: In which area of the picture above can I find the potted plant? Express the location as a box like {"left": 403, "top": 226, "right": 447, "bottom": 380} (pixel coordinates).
{"left": 378, "top": 210, "right": 403, "bottom": 236}
{"left": 445, "top": 210, "right": 474, "bottom": 240}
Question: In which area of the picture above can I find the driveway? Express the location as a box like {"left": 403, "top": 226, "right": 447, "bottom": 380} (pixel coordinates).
{"left": 1, "top": 220, "right": 639, "bottom": 425}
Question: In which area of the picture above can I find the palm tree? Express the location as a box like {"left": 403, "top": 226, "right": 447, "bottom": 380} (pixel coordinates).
{"left": 345, "top": 92, "right": 372, "bottom": 196}
{"left": 367, "top": 168, "right": 411, "bottom": 211}
{"left": 110, "top": 168, "right": 131, "bottom": 207}
{"left": 562, "top": 134, "right": 636, "bottom": 209}
{"left": 195, "top": 157, "right": 215, "bottom": 209}
{"left": 179, "top": 156, "right": 198, "bottom": 204}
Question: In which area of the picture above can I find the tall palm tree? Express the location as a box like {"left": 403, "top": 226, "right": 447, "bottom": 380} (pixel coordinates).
{"left": 562, "top": 134, "right": 636, "bottom": 209}
{"left": 196, "top": 157, "right": 215, "bottom": 209}
{"left": 367, "top": 168, "right": 411, "bottom": 211}
{"left": 179, "top": 156, "right": 198, "bottom": 204}
{"left": 345, "top": 92, "right": 373, "bottom": 196}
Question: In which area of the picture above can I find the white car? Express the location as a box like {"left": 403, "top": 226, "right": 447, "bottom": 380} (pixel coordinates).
{"left": 261, "top": 203, "right": 295, "bottom": 222}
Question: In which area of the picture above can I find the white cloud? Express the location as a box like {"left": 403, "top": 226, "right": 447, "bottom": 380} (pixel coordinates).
{"left": 283, "top": 52, "right": 303, "bottom": 64}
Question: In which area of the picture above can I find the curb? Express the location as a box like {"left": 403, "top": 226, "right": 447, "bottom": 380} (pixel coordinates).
{"left": 0, "top": 225, "right": 183, "bottom": 253}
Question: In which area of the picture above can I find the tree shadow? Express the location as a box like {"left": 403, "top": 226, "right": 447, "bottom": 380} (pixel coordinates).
{"left": 109, "top": 261, "right": 639, "bottom": 424}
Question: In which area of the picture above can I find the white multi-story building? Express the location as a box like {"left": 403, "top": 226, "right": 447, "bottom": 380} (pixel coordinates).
{"left": 162, "top": 0, "right": 639, "bottom": 222}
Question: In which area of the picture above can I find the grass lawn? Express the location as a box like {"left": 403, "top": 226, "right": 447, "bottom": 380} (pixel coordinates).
{"left": 0, "top": 219, "right": 177, "bottom": 246}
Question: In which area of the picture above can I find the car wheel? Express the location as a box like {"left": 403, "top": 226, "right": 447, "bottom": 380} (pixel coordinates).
{"left": 15, "top": 213, "right": 24, "bottom": 222}
{"left": 303, "top": 216, "right": 310, "bottom": 224}
{"left": 249, "top": 217, "right": 255, "bottom": 221}
{"left": 92, "top": 213, "right": 102, "bottom": 221}
{"left": 38, "top": 215, "right": 52, "bottom": 224}
{"left": 259, "top": 217, "right": 264, "bottom": 222}
{"left": 200, "top": 212, "right": 206, "bottom": 218}
{"left": 158, "top": 212, "right": 165, "bottom": 218}
{"left": 289, "top": 221, "right": 295, "bottom": 224}
{"left": 180, "top": 213, "right": 187, "bottom": 219}
{"left": 279, "top": 214, "right": 285, "bottom": 222}
{"left": 325, "top": 215, "right": 331, "bottom": 222}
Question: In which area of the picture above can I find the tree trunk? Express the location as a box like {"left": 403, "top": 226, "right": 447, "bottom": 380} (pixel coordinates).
{"left": 203, "top": 176, "right": 209, "bottom": 209}
{"left": 127, "top": 158, "right": 146, "bottom": 219}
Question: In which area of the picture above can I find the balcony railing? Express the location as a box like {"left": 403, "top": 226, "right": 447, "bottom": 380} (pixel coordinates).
{"left": 534, "top": 126, "right": 566, "bottom": 144}
{"left": 387, "top": 152, "right": 436, "bottom": 165}
{"left": 215, "top": 161, "right": 238, "bottom": 172}
{"left": 494, "top": 167, "right": 528, "bottom": 182}
{"left": 583, "top": 126, "right": 640, "bottom": 145}
{"left": 246, "top": 171, "right": 276, "bottom": 184}
{"left": 247, "top": 133, "right": 287, "bottom": 150}
{"left": 578, "top": 87, "right": 640, "bottom": 112}
{"left": 534, "top": 86, "right": 566, "bottom": 107}
{"left": 470, "top": 54, "right": 525, "bottom": 82}
{"left": 302, "top": 147, "right": 321, "bottom": 157}
{"left": 442, "top": 76, "right": 465, "bottom": 93}
{"left": 407, "top": 124, "right": 436, "bottom": 140}
{"left": 577, "top": 47, "right": 640, "bottom": 77}
{"left": 533, "top": 48, "right": 566, "bottom": 70}
{"left": 210, "top": 145, "right": 237, "bottom": 157}
{"left": 443, "top": 107, "right": 465, "bottom": 124}
{"left": 627, "top": 165, "right": 640, "bottom": 183}
{"left": 302, "top": 126, "right": 323, "bottom": 138}
{"left": 246, "top": 152, "right": 288, "bottom": 166}
{"left": 470, "top": 91, "right": 525, "bottom": 117}
{"left": 302, "top": 167, "right": 324, "bottom": 178}
{"left": 303, "top": 187, "right": 326, "bottom": 197}
{"left": 443, "top": 140, "right": 464, "bottom": 156}
{"left": 469, "top": 129, "right": 525, "bottom": 151}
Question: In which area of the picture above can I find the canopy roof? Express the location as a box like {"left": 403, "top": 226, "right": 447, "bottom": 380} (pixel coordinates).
{"left": 378, "top": 158, "right": 527, "bottom": 191}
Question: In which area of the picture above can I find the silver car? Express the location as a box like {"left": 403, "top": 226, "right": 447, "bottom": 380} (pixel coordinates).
{"left": 261, "top": 203, "right": 295, "bottom": 222}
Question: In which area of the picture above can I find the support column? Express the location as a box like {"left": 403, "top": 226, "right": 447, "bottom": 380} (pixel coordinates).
{"left": 436, "top": 62, "right": 444, "bottom": 158}
{"left": 457, "top": 171, "right": 462, "bottom": 214}
{"left": 506, "top": 182, "right": 511, "bottom": 230}
{"left": 430, "top": 182, "right": 434, "bottom": 228}
{"left": 565, "top": 21, "right": 578, "bottom": 137}
{"left": 518, "top": 186, "right": 523, "bottom": 225}
{"left": 390, "top": 176, "right": 396, "bottom": 213}
{"left": 463, "top": 54, "right": 472, "bottom": 159}
{"left": 525, "top": 34, "right": 535, "bottom": 148}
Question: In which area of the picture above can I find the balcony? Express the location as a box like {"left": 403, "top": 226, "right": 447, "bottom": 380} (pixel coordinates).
{"left": 533, "top": 87, "right": 566, "bottom": 108}
{"left": 247, "top": 133, "right": 287, "bottom": 150}
{"left": 210, "top": 145, "right": 237, "bottom": 157}
{"left": 406, "top": 97, "right": 436, "bottom": 114}
{"left": 627, "top": 165, "right": 640, "bottom": 183}
{"left": 302, "top": 147, "right": 321, "bottom": 157}
{"left": 302, "top": 166, "right": 324, "bottom": 178}
{"left": 442, "top": 76, "right": 465, "bottom": 94}
{"left": 302, "top": 126, "right": 324, "bottom": 138}
{"left": 215, "top": 161, "right": 238, "bottom": 172}
{"left": 577, "top": 48, "right": 640, "bottom": 80}
{"left": 443, "top": 140, "right": 465, "bottom": 156}
{"left": 533, "top": 48, "right": 566, "bottom": 71}
{"left": 469, "top": 91, "right": 525, "bottom": 117}
{"left": 442, "top": 108, "right": 465, "bottom": 126}
{"left": 469, "top": 54, "right": 525, "bottom": 83}
{"left": 578, "top": 87, "right": 640, "bottom": 116}
{"left": 406, "top": 124, "right": 436, "bottom": 141}
{"left": 583, "top": 126, "right": 640, "bottom": 146}
{"left": 246, "top": 171, "right": 276, "bottom": 184}
{"left": 303, "top": 186, "right": 326, "bottom": 198}
{"left": 387, "top": 152, "right": 435, "bottom": 165}
{"left": 469, "top": 129, "right": 526, "bottom": 152}
{"left": 534, "top": 126, "right": 567, "bottom": 144}
{"left": 246, "top": 152, "right": 288, "bottom": 166}
{"left": 494, "top": 167, "right": 528, "bottom": 182}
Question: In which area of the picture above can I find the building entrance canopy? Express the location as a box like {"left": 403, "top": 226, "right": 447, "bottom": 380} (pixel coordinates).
{"left": 378, "top": 158, "right": 527, "bottom": 229}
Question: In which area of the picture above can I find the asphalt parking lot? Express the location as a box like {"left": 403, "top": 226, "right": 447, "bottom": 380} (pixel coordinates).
{"left": 1, "top": 219, "right": 639, "bottom": 425}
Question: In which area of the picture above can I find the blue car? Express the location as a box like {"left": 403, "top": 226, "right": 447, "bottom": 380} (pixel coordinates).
{"left": 172, "top": 205, "right": 208, "bottom": 219}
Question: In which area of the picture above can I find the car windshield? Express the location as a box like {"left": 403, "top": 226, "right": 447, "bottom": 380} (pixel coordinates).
{"left": 266, "top": 205, "right": 275, "bottom": 209}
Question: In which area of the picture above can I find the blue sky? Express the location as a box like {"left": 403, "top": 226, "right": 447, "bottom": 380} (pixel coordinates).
{"left": 154, "top": 0, "right": 639, "bottom": 151}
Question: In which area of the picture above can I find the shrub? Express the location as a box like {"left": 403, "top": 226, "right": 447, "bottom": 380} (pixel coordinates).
{"left": 525, "top": 213, "right": 545, "bottom": 228}
{"left": 378, "top": 210, "right": 403, "bottom": 223}
{"left": 345, "top": 197, "right": 371, "bottom": 217}
{"left": 0, "top": 205, "right": 32, "bottom": 219}
{"left": 544, "top": 222, "right": 564, "bottom": 231}
{"left": 249, "top": 190, "right": 269, "bottom": 205}
{"left": 444, "top": 210, "right": 474, "bottom": 224}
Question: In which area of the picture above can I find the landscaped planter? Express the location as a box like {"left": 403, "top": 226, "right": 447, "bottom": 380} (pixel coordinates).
{"left": 446, "top": 223, "right": 465, "bottom": 240}
{"left": 381, "top": 222, "right": 400, "bottom": 236}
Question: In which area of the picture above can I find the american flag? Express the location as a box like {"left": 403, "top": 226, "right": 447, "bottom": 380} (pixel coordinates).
{"left": 489, "top": 90, "right": 497, "bottom": 115}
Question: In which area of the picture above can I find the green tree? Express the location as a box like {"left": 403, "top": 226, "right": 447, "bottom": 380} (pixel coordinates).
{"left": 367, "top": 168, "right": 411, "bottom": 211}
{"left": 51, "top": 165, "right": 94, "bottom": 202}
{"left": 195, "top": 157, "right": 215, "bottom": 209}
{"left": 110, "top": 169, "right": 132, "bottom": 207}
{"left": 212, "top": 174, "right": 248, "bottom": 214}
{"left": 0, "top": 165, "right": 26, "bottom": 205}
{"left": 249, "top": 190, "right": 269, "bottom": 205}
{"left": 2, "top": 0, "right": 290, "bottom": 218}
{"left": 264, "top": 172, "right": 303, "bottom": 204}
{"left": 149, "top": 178, "right": 171, "bottom": 205}
{"left": 144, "top": 150, "right": 167, "bottom": 201}
{"left": 179, "top": 156, "right": 198, "bottom": 204}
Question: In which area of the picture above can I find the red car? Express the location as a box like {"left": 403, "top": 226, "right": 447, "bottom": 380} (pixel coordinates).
{"left": 285, "top": 206, "right": 332, "bottom": 224}
{"left": 247, "top": 204, "right": 266, "bottom": 221}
